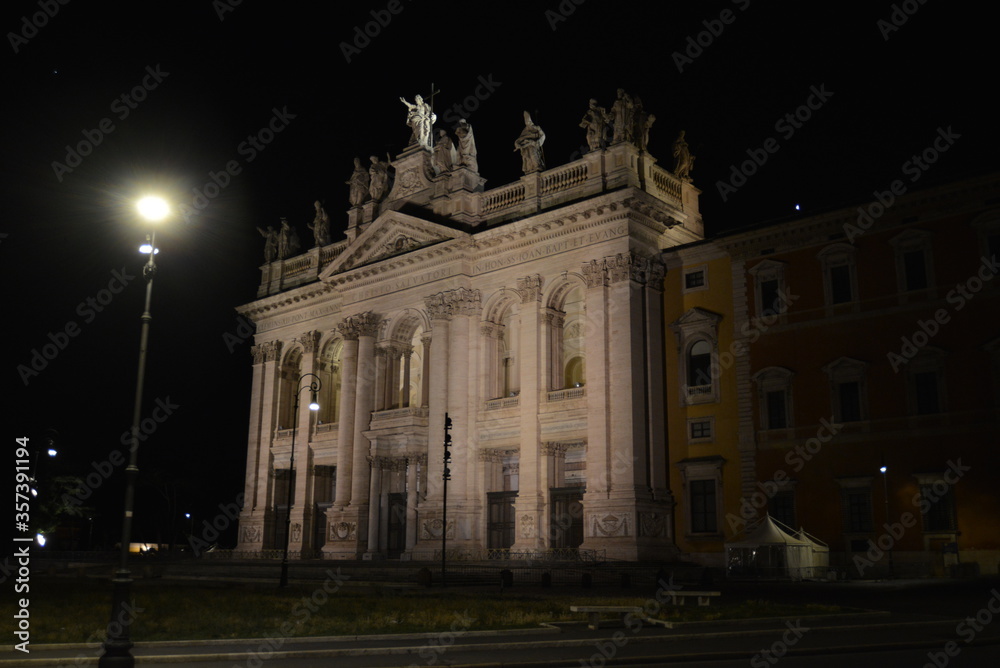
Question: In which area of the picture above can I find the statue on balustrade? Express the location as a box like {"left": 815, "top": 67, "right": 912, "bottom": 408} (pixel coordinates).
{"left": 256, "top": 225, "right": 278, "bottom": 263}
{"left": 632, "top": 95, "right": 655, "bottom": 152}
{"left": 579, "top": 98, "right": 609, "bottom": 151}
{"left": 400, "top": 94, "right": 436, "bottom": 150}
{"left": 610, "top": 88, "right": 634, "bottom": 144}
{"left": 369, "top": 155, "right": 391, "bottom": 202}
{"left": 515, "top": 111, "right": 546, "bottom": 174}
{"left": 308, "top": 200, "right": 332, "bottom": 247}
{"left": 455, "top": 118, "right": 478, "bottom": 172}
{"left": 346, "top": 157, "right": 370, "bottom": 207}
{"left": 432, "top": 129, "right": 457, "bottom": 174}
{"left": 277, "top": 218, "right": 300, "bottom": 259}
{"left": 673, "top": 130, "right": 695, "bottom": 181}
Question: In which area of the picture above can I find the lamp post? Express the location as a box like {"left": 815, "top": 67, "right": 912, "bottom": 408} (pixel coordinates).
{"left": 279, "top": 373, "right": 321, "bottom": 588}
{"left": 880, "top": 458, "right": 894, "bottom": 579}
{"left": 99, "top": 196, "right": 168, "bottom": 668}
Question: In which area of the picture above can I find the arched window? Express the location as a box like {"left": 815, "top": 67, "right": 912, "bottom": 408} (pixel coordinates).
{"left": 687, "top": 340, "right": 713, "bottom": 389}
{"left": 317, "top": 339, "right": 341, "bottom": 425}
{"left": 564, "top": 355, "right": 585, "bottom": 388}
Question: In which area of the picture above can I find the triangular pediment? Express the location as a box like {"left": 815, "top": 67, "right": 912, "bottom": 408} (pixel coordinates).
{"left": 320, "top": 210, "right": 469, "bottom": 279}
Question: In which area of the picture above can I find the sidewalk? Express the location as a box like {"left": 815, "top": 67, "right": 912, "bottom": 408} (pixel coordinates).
{"left": 5, "top": 610, "right": 1000, "bottom": 667}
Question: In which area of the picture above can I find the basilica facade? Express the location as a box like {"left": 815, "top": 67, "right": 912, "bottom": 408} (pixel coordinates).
{"left": 235, "top": 101, "right": 703, "bottom": 561}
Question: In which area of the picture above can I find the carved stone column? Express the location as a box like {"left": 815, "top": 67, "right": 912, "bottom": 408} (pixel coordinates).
{"left": 291, "top": 331, "right": 320, "bottom": 554}
{"left": 333, "top": 327, "right": 358, "bottom": 507}
{"left": 365, "top": 456, "right": 381, "bottom": 557}
{"left": 350, "top": 312, "right": 380, "bottom": 511}
{"left": 513, "top": 275, "right": 544, "bottom": 552}
{"left": 237, "top": 341, "right": 280, "bottom": 552}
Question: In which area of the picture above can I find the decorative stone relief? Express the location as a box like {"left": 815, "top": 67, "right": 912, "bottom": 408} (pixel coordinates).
{"left": 251, "top": 345, "right": 265, "bottom": 365}
{"left": 291, "top": 522, "right": 302, "bottom": 542}
{"left": 241, "top": 524, "right": 262, "bottom": 543}
{"left": 420, "top": 518, "right": 455, "bottom": 540}
{"left": 607, "top": 253, "right": 632, "bottom": 284}
{"left": 591, "top": 512, "right": 631, "bottom": 537}
{"left": 329, "top": 521, "right": 358, "bottom": 541}
{"left": 300, "top": 330, "right": 321, "bottom": 353}
{"left": 639, "top": 512, "right": 666, "bottom": 538}
{"left": 263, "top": 340, "right": 283, "bottom": 362}
{"left": 339, "top": 312, "right": 381, "bottom": 340}
{"left": 541, "top": 442, "right": 570, "bottom": 457}
{"left": 520, "top": 514, "right": 535, "bottom": 539}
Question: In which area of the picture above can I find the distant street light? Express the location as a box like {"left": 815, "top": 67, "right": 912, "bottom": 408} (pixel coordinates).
{"left": 880, "top": 457, "right": 894, "bottom": 579}
{"left": 99, "top": 195, "right": 169, "bottom": 668}
{"left": 279, "top": 373, "right": 321, "bottom": 588}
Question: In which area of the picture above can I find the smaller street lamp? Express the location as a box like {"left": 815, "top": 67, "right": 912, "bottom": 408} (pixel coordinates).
{"left": 279, "top": 374, "right": 322, "bottom": 588}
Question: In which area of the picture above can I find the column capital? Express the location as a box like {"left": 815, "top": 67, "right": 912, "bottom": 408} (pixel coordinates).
{"left": 251, "top": 344, "right": 266, "bottom": 365}
{"left": 517, "top": 274, "right": 543, "bottom": 303}
{"left": 425, "top": 287, "right": 482, "bottom": 319}
{"left": 260, "top": 340, "right": 283, "bottom": 362}
{"left": 581, "top": 258, "right": 607, "bottom": 288}
{"left": 338, "top": 311, "right": 381, "bottom": 340}
{"left": 300, "top": 330, "right": 321, "bottom": 353}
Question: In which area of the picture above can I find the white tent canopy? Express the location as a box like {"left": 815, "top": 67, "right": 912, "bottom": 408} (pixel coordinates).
{"left": 726, "top": 515, "right": 830, "bottom": 579}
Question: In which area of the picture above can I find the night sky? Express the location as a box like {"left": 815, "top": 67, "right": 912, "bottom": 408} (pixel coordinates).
{"left": 2, "top": 1, "right": 991, "bottom": 548}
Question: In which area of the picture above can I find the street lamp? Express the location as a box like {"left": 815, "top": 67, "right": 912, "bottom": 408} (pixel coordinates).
{"left": 279, "top": 373, "right": 321, "bottom": 588}
{"left": 100, "top": 195, "right": 168, "bottom": 668}
{"left": 880, "top": 458, "right": 894, "bottom": 579}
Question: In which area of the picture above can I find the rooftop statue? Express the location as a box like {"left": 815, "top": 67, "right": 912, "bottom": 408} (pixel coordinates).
{"left": 611, "top": 88, "right": 634, "bottom": 144}
{"left": 369, "top": 155, "right": 390, "bottom": 202}
{"left": 277, "top": 218, "right": 300, "bottom": 259}
{"left": 308, "top": 201, "right": 331, "bottom": 247}
{"left": 632, "top": 95, "right": 655, "bottom": 152}
{"left": 673, "top": 130, "right": 695, "bottom": 181}
{"left": 256, "top": 225, "right": 278, "bottom": 263}
{"left": 400, "top": 94, "right": 436, "bottom": 150}
{"left": 433, "top": 129, "right": 457, "bottom": 174}
{"left": 515, "top": 111, "right": 546, "bottom": 174}
{"left": 346, "top": 157, "right": 370, "bottom": 207}
{"left": 579, "top": 98, "right": 609, "bottom": 151}
{"left": 455, "top": 119, "right": 478, "bottom": 172}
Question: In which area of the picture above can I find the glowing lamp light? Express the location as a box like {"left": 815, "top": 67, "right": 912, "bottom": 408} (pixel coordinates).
{"left": 48, "top": 448, "right": 57, "bottom": 457}
{"left": 30, "top": 488, "right": 38, "bottom": 497}
{"left": 139, "top": 243, "right": 160, "bottom": 254}
{"left": 137, "top": 196, "right": 169, "bottom": 222}
{"left": 880, "top": 466, "right": 887, "bottom": 474}
{"left": 36, "top": 534, "right": 46, "bottom": 547}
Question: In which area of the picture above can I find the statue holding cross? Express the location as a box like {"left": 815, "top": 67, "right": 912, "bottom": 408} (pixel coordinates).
{"left": 400, "top": 90, "right": 438, "bottom": 151}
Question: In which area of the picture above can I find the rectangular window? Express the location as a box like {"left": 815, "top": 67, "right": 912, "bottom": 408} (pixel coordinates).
{"left": 690, "top": 419, "right": 712, "bottom": 440}
{"left": 759, "top": 279, "right": 780, "bottom": 316}
{"left": 920, "top": 485, "right": 956, "bottom": 531}
{"left": 914, "top": 371, "right": 940, "bottom": 415}
{"left": 843, "top": 490, "right": 873, "bottom": 532}
{"left": 690, "top": 480, "right": 717, "bottom": 533}
{"left": 829, "top": 264, "right": 853, "bottom": 304}
{"left": 685, "top": 270, "right": 705, "bottom": 289}
{"left": 903, "top": 249, "right": 928, "bottom": 291}
{"left": 770, "top": 490, "right": 796, "bottom": 529}
{"left": 838, "top": 381, "right": 862, "bottom": 422}
{"left": 766, "top": 390, "right": 788, "bottom": 429}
